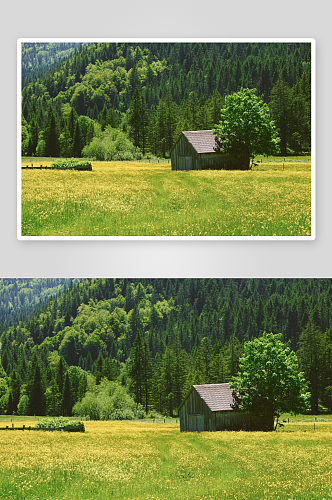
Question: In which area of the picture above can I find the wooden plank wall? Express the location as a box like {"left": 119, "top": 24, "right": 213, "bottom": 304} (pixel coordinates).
{"left": 179, "top": 388, "right": 269, "bottom": 432}
{"left": 171, "top": 134, "right": 250, "bottom": 171}
{"left": 179, "top": 389, "right": 214, "bottom": 432}
{"left": 171, "top": 136, "right": 198, "bottom": 170}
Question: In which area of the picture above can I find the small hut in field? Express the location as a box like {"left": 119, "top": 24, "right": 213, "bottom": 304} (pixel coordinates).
{"left": 170, "top": 130, "right": 249, "bottom": 171}
{"left": 178, "top": 383, "right": 267, "bottom": 432}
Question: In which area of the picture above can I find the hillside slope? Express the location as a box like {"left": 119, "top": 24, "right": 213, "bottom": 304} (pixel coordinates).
{"left": 0, "top": 278, "right": 331, "bottom": 417}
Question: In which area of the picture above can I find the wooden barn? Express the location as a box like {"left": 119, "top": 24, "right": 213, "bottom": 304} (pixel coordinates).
{"left": 178, "top": 383, "right": 267, "bottom": 432}
{"left": 170, "top": 130, "right": 249, "bottom": 171}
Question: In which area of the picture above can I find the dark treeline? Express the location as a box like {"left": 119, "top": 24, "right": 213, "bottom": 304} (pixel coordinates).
{"left": 21, "top": 42, "right": 311, "bottom": 159}
{"left": 0, "top": 279, "right": 331, "bottom": 418}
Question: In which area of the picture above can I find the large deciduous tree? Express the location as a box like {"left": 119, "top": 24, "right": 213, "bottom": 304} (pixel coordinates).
{"left": 213, "top": 88, "right": 280, "bottom": 169}
{"left": 230, "top": 332, "right": 309, "bottom": 431}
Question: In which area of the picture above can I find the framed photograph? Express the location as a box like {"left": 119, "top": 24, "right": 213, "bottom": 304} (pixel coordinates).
{"left": 17, "top": 38, "right": 315, "bottom": 239}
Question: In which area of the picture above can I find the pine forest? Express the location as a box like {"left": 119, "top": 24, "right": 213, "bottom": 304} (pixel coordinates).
{"left": 21, "top": 41, "right": 312, "bottom": 159}
{"left": 0, "top": 278, "right": 331, "bottom": 419}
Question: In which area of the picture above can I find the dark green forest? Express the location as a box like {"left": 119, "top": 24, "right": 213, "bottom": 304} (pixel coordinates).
{"left": 21, "top": 43, "right": 88, "bottom": 85}
{"left": 0, "top": 278, "right": 76, "bottom": 332}
{"left": 0, "top": 279, "right": 331, "bottom": 419}
{"left": 21, "top": 42, "right": 312, "bottom": 159}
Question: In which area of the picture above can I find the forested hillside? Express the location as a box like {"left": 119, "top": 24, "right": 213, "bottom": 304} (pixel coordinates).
{"left": 0, "top": 279, "right": 76, "bottom": 333}
{"left": 21, "top": 42, "right": 312, "bottom": 159}
{"left": 0, "top": 279, "right": 331, "bottom": 418}
{"left": 21, "top": 43, "right": 87, "bottom": 85}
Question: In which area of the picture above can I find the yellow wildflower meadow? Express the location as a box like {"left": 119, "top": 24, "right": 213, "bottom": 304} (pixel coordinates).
{"left": 21, "top": 157, "right": 311, "bottom": 236}
{"left": 0, "top": 418, "right": 331, "bottom": 499}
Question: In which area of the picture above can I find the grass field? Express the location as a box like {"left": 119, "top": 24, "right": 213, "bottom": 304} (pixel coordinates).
{"left": 0, "top": 415, "right": 331, "bottom": 499}
{"left": 20, "top": 156, "right": 312, "bottom": 237}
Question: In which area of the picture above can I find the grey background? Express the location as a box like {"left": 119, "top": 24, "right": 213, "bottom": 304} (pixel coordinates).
{"left": 1, "top": 0, "right": 330, "bottom": 278}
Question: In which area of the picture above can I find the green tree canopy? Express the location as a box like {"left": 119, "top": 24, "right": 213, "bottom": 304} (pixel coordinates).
{"left": 230, "top": 332, "right": 309, "bottom": 430}
{"left": 213, "top": 88, "right": 280, "bottom": 169}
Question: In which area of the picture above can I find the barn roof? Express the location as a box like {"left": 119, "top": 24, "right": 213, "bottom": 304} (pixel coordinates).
{"left": 171, "top": 130, "right": 222, "bottom": 154}
{"left": 194, "top": 383, "right": 236, "bottom": 411}
{"left": 179, "top": 383, "right": 237, "bottom": 412}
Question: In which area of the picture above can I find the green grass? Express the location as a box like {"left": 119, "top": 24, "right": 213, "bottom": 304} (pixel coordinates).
{"left": 0, "top": 417, "right": 331, "bottom": 499}
{"left": 21, "top": 156, "right": 312, "bottom": 237}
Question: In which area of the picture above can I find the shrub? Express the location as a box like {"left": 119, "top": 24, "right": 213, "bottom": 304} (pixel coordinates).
{"left": 146, "top": 409, "right": 163, "bottom": 419}
{"left": 108, "top": 408, "right": 135, "bottom": 420}
{"left": 35, "top": 417, "right": 85, "bottom": 432}
{"left": 82, "top": 126, "right": 142, "bottom": 161}
{"left": 112, "top": 151, "right": 134, "bottom": 161}
{"left": 73, "top": 379, "right": 146, "bottom": 421}
{"left": 135, "top": 404, "right": 146, "bottom": 419}
{"left": 50, "top": 159, "right": 92, "bottom": 170}
{"left": 17, "top": 394, "right": 29, "bottom": 416}
{"left": 36, "top": 139, "right": 46, "bottom": 157}
{"left": 143, "top": 152, "right": 157, "bottom": 160}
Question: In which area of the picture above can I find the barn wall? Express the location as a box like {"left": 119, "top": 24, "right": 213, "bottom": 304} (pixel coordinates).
{"left": 198, "top": 153, "right": 250, "bottom": 170}
{"left": 179, "top": 389, "right": 214, "bottom": 432}
{"left": 214, "top": 411, "right": 268, "bottom": 431}
{"left": 179, "top": 389, "right": 269, "bottom": 432}
{"left": 171, "top": 135, "right": 199, "bottom": 171}
{"left": 171, "top": 134, "right": 250, "bottom": 171}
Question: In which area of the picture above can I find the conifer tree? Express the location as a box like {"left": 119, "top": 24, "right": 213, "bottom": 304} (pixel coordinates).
{"left": 29, "top": 119, "right": 39, "bottom": 156}
{"left": 161, "top": 346, "right": 175, "bottom": 417}
{"left": 210, "top": 346, "right": 230, "bottom": 383}
{"left": 269, "top": 77, "right": 291, "bottom": 155}
{"left": 208, "top": 90, "right": 224, "bottom": 127}
{"left": 129, "top": 331, "right": 145, "bottom": 406}
{"left": 128, "top": 88, "right": 141, "bottom": 147}
{"left": 170, "top": 338, "right": 190, "bottom": 410}
{"left": 128, "top": 65, "right": 140, "bottom": 102}
{"left": 85, "top": 351, "right": 93, "bottom": 372}
{"left": 129, "top": 331, "right": 142, "bottom": 396}
{"left": 44, "top": 107, "right": 59, "bottom": 157}
{"left": 142, "top": 338, "right": 153, "bottom": 413}
{"left": 129, "top": 305, "right": 141, "bottom": 347}
{"left": 62, "top": 371, "right": 72, "bottom": 416}
{"left": 95, "top": 352, "right": 104, "bottom": 385}
{"left": 28, "top": 357, "right": 45, "bottom": 416}
{"left": 100, "top": 104, "right": 110, "bottom": 132}
{"left": 298, "top": 321, "right": 324, "bottom": 413}
{"left": 192, "top": 337, "right": 213, "bottom": 384}
{"left": 72, "top": 121, "right": 82, "bottom": 157}
{"left": 0, "top": 356, "right": 6, "bottom": 376}
{"left": 224, "top": 335, "right": 243, "bottom": 377}
{"left": 10, "top": 370, "right": 22, "bottom": 413}
{"left": 7, "top": 392, "right": 14, "bottom": 415}
{"left": 104, "top": 357, "right": 118, "bottom": 381}
{"left": 322, "top": 326, "right": 332, "bottom": 411}
{"left": 78, "top": 372, "right": 88, "bottom": 401}
{"left": 109, "top": 108, "right": 120, "bottom": 129}
{"left": 56, "top": 356, "right": 66, "bottom": 397}
{"left": 140, "top": 93, "right": 149, "bottom": 155}
{"left": 45, "top": 377, "right": 61, "bottom": 416}
{"left": 68, "top": 107, "right": 77, "bottom": 139}
{"left": 59, "top": 125, "right": 72, "bottom": 158}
